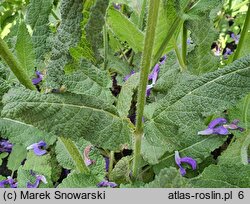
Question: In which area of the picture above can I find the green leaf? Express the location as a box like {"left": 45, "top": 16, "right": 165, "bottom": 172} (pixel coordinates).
{"left": 56, "top": 137, "right": 89, "bottom": 174}
{"left": 58, "top": 171, "right": 99, "bottom": 188}
{"left": 2, "top": 88, "right": 133, "bottom": 151}
{"left": 145, "top": 167, "right": 191, "bottom": 188}
{"left": 186, "top": 14, "right": 220, "bottom": 74}
{"left": 0, "top": 118, "right": 56, "bottom": 147}
{"left": 228, "top": 93, "right": 250, "bottom": 131}
{"left": 117, "top": 73, "right": 139, "bottom": 117}
{"left": 88, "top": 148, "right": 106, "bottom": 181}
{"left": 85, "top": 0, "right": 109, "bottom": 64}
{"left": 17, "top": 169, "right": 52, "bottom": 188}
{"left": 55, "top": 137, "right": 90, "bottom": 170}
{"left": 15, "top": 22, "right": 35, "bottom": 76}
{"left": 7, "top": 144, "right": 26, "bottom": 173}
{"left": 107, "top": 7, "right": 144, "bottom": 52}
{"left": 191, "top": 164, "right": 250, "bottom": 187}
{"left": 46, "top": 0, "right": 83, "bottom": 88}
{"left": 26, "top": 0, "right": 53, "bottom": 62}
{"left": 153, "top": 0, "right": 179, "bottom": 57}
{"left": 218, "top": 131, "right": 250, "bottom": 166}
{"left": 64, "top": 62, "right": 115, "bottom": 104}
{"left": 143, "top": 56, "right": 250, "bottom": 164}
{"left": 18, "top": 152, "right": 56, "bottom": 186}
{"left": 0, "top": 77, "right": 10, "bottom": 108}
{"left": 109, "top": 156, "right": 131, "bottom": 184}
{"left": 0, "top": 152, "right": 9, "bottom": 166}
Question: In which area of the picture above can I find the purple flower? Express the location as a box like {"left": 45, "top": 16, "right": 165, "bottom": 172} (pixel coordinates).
{"left": 198, "top": 118, "right": 228, "bottom": 135}
{"left": 105, "top": 157, "right": 109, "bottom": 172}
{"left": 224, "top": 119, "right": 245, "bottom": 132}
{"left": 230, "top": 33, "right": 240, "bottom": 44}
{"left": 187, "top": 38, "right": 192, "bottom": 45}
{"left": 32, "top": 71, "right": 43, "bottom": 85}
{"left": 198, "top": 118, "right": 244, "bottom": 136}
{"left": 175, "top": 151, "right": 197, "bottom": 176}
{"left": 0, "top": 176, "right": 18, "bottom": 188}
{"left": 123, "top": 70, "right": 135, "bottom": 81}
{"left": 97, "top": 180, "right": 117, "bottom": 188}
{"left": 113, "top": 3, "right": 121, "bottom": 10}
{"left": 27, "top": 141, "right": 47, "bottom": 156}
{"left": 223, "top": 48, "right": 233, "bottom": 59}
{"left": 27, "top": 174, "right": 47, "bottom": 188}
{"left": 0, "top": 140, "right": 12, "bottom": 153}
{"left": 84, "top": 145, "right": 95, "bottom": 166}
{"left": 146, "top": 55, "right": 167, "bottom": 97}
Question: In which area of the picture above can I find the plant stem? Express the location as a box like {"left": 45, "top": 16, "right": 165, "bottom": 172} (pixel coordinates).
{"left": 174, "top": 43, "right": 186, "bottom": 71}
{"left": 233, "top": 1, "right": 250, "bottom": 60}
{"left": 51, "top": 10, "right": 60, "bottom": 21}
{"left": 0, "top": 38, "right": 36, "bottom": 90}
{"left": 182, "top": 22, "right": 187, "bottom": 66}
{"left": 108, "top": 151, "right": 115, "bottom": 175}
{"left": 103, "top": 20, "right": 108, "bottom": 70}
{"left": 132, "top": 0, "right": 160, "bottom": 179}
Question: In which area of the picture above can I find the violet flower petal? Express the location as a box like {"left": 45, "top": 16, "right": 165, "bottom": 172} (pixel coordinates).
{"left": 105, "top": 157, "right": 110, "bottom": 172}
{"left": 180, "top": 157, "right": 197, "bottom": 170}
{"left": 123, "top": 70, "right": 135, "bottom": 81}
{"left": 27, "top": 175, "right": 47, "bottom": 188}
{"left": 33, "top": 147, "right": 47, "bottom": 156}
{"left": 197, "top": 128, "right": 214, "bottom": 135}
{"left": 208, "top": 118, "right": 227, "bottom": 128}
{"left": 97, "top": 180, "right": 117, "bottom": 188}
{"left": 175, "top": 151, "right": 196, "bottom": 176}
{"left": 84, "top": 145, "right": 94, "bottom": 166}
{"left": 213, "top": 126, "right": 229, "bottom": 135}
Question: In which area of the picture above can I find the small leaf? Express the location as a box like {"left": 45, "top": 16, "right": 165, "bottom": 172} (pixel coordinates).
{"left": 109, "top": 156, "right": 131, "bottom": 184}
{"left": 107, "top": 7, "right": 144, "bottom": 52}
{"left": 56, "top": 137, "right": 89, "bottom": 174}
{"left": 7, "top": 144, "right": 27, "bottom": 172}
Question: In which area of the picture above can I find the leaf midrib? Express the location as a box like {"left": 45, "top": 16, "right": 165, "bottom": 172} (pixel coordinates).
{"left": 153, "top": 65, "right": 250, "bottom": 120}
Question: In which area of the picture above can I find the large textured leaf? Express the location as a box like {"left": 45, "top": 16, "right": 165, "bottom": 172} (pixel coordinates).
{"left": 0, "top": 118, "right": 56, "bottom": 147}
{"left": 85, "top": 0, "right": 109, "bottom": 64}
{"left": 2, "top": 88, "right": 133, "bottom": 151}
{"left": 26, "top": 0, "right": 53, "bottom": 62}
{"left": 46, "top": 0, "right": 83, "bottom": 88}
{"left": 15, "top": 22, "right": 35, "bottom": 76}
{"left": 191, "top": 163, "right": 250, "bottom": 188}
{"left": 142, "top": 56, "right": 250, "bottom": 165}
{"left": 58, "top": 172, "right": 99, "bottom": 188}
{"left": 145, "top": 167, "right": 191, "bottom": 188}
{"left": 107, "top": 7, "right": 144, "bottom": 52}
{"left": 64, "top": 62, "right": 114, "bottom": 104}
{"left": 56, "top": 137, "right": 89, "bottom": 174}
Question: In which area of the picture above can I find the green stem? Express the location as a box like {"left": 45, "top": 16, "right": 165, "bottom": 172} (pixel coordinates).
{"left": 233, "top": 1, "right": 250, "bottom": 60}
{"left": 182, "top": 22, "right": 187, "bottom": 66}
{"left": 108, "top": 151, "right": 115, "bottom": 175}
{"left": 51, "top": 10, "right": 60, "bottom": 21}
{"left": 0, "top": 38, "right": 36, "bottom": 90}
{"left": 132, "top": 0, "right": 160, "bottom": 179}
{"left": 103, "top": 20, "right": 108, "bottom": 70}
{"left": 174, "top": 43, "right": 186, "bottom": 71}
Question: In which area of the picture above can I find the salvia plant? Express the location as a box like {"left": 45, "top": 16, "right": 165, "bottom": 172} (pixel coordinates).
{"left": 0, "top": 0, "right": 249, "bottom": 188}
